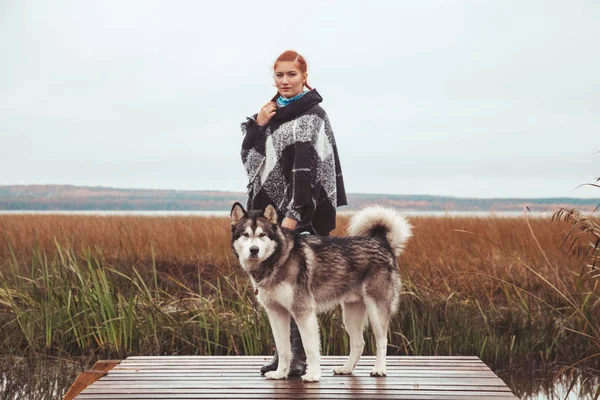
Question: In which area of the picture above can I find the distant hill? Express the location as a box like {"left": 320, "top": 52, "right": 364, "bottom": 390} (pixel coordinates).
{"left": 0, "top": 184, "right": 598, "bottom": 213}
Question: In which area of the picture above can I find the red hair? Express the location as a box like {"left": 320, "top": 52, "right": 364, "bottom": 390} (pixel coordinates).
{"left": 274, "top": 50, "right": 313, "bottom": 90}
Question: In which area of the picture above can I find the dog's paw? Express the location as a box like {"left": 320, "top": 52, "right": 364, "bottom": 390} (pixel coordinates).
{"left": 265, "top": 370, "right": 288, "bottom": 380}
{"left": 301, "top": 373, "right": 320, "bottom": 382}
{"left": 332, "top": 366, "right": 354, "bottom": 375}
{"left": 370, "top": 368, "right": 387, "bottom": 377}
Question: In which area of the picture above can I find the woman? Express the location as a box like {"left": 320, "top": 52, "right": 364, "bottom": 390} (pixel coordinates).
{"left": 240, "top": 50, "right": 347, "bottom": 376}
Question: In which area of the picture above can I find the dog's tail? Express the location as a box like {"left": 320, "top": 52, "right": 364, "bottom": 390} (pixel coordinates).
{"left": 347, "top": 206, "right": 413, "bottom": 257}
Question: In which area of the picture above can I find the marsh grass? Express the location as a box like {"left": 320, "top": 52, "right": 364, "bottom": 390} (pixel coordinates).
{"left": 0, "top": 213, "right": 598, "bottom": 375}
{"left": 0, "top": 241, "right": 273, "bottom": 359}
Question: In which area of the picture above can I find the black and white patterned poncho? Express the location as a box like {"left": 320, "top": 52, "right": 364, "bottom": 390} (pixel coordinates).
{"left": 240, "top": 89, "right": 347, "bottom": 235}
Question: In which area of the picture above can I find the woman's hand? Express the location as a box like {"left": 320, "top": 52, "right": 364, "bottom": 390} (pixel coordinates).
{"left": 281, "top": 217, "right": 298, "bottom": 230}
{"left": 256, "top": 102, "right": 277, "bottom": 126}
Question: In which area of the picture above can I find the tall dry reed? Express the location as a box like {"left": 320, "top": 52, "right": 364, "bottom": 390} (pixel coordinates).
{"left": 0, "top": 213, "right": 598, "bottom": 373}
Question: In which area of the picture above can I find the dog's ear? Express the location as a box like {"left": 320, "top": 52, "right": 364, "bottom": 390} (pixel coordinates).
{"left": 263, "top": 204, "right": 278, "bottom": 225}
{"left": 230, "top": 202, "right": 247, "bottom": 225}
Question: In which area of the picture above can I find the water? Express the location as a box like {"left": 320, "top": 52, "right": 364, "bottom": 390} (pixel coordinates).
{"left": 0, "top": 357, "right": 597, "bottom": 399}
{"left": 0, "top": 210, "right": 231, "bottom": 216}
{"left": 498, "top": 370, "right": 600, "bottom": 399}
{"left": 0, "top": 357, "right": 84, "bottom": 400}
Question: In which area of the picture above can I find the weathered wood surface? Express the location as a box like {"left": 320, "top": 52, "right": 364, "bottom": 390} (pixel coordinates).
{"left": 74, "top": 356, "right": 517, "bottom": 399}
{"left": 62, "top": 360, "right": 120, "bottom": 400}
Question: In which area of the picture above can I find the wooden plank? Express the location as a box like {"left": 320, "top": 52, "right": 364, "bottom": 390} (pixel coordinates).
{"left": 73, "top": 356, "right": 518, "bottom": 399}
{"left": 120, "top": 356, "right": 483, "bottom": 364}
{"left": 107, "top": 370, "right": 499, "bottom": 378}
{"left": 116, "top": 361, "right": 487, "bottom": 366}
{"left": 108, "top": 366, "right": 492, "bottom": 372}
{"left": 106, "top": 360, "right": 486, "bottom": 365}
{"left": 77, "top": 391, "right": 513, "bottom": 398}
{"left": 62, "top": 360, "right": 120, "bottom": 400}
{"left": 79, "top": 388, "right": 516, "bottom": 396}
{"left": 85, "top": 384, "right": 511, "bottom": 394}
{"left": 104, "top": 360, "right": 490, "bottom": 368}
{"left": 124, "top": 356, "right": 482, "bottom": 359}
{"left": 88, "top": 380, "right": 513, "bottom": 389}
{"left": 77, "top": 394, "right": 518, "bottom": 400}
{"left": 119, "top": 357, "right": 484, "bottom": 364}
{"left": 99, "top": 376, "right": 507, "bottom": 384}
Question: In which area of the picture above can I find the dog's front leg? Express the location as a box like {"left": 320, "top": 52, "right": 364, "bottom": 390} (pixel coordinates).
{"left": 294, "top": 311, "right": 321, "bottom": 382}
{"left": 264, "top": 305, "right": 291, "bottom": 380}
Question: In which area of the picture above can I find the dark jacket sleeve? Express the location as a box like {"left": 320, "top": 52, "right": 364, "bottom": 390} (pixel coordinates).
{"left": 241, "top": 115, "right": 268, "bottom": 213}
{"left": 241, "top": 115, "right": 267, "bottom": 162}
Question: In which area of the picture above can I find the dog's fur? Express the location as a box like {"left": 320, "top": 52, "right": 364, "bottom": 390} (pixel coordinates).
{"left": 230, "top": 203, "right": 412, "bottom": 382}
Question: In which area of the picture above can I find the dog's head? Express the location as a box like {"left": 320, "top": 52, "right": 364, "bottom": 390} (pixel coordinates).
{"left": 230, "top": 202, "right": 280, "bottom": 273}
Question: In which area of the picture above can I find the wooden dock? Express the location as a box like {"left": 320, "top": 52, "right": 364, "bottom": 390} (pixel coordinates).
{"left": 68, "top": 355, "right": 517, "bottom": 399}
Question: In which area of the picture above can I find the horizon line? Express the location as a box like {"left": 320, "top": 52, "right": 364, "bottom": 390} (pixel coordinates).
{"left": 1, "top": 183, "right": 599, "bottom": 201}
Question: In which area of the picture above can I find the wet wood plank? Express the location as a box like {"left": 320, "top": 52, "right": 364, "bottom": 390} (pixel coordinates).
{"left": 62, "top": 360, "right": 120, "bottom": 400}
{"left": 74, "top": 356, "right": 518, "bottom": 399}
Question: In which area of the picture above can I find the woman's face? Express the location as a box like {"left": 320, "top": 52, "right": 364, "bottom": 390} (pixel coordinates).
{"left": 274, "top": 61, "right": 307, "bottom": 99}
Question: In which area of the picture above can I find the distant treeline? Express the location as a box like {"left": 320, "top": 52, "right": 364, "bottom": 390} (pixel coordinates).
{"left": 0, "top": 184, "right": 599, "bottom": 212}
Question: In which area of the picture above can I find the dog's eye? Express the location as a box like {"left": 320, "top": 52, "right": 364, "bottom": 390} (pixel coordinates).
{"left": 258, "top": 233, "right": 266, "bottom": 238}
{"left": 242, "top": 233, "right": 250, "bottom": 238}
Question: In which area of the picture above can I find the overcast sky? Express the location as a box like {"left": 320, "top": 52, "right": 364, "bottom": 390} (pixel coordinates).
{"left": 1, "top": 1, "right": 599, "bottom": 198}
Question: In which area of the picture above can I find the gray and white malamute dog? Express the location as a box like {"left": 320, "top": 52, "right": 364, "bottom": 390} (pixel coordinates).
{"left": 230, "top": 202, "right": 412, "bottom": 382}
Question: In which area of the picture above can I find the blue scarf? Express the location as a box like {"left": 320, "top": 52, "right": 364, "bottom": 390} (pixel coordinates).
{"left": 276, "top": 91, "right": 307, "bottom": 108}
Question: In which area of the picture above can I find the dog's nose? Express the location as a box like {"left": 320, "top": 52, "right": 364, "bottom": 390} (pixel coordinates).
{"left": 249, "top": 246, "right": 259, "bottom": 256}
